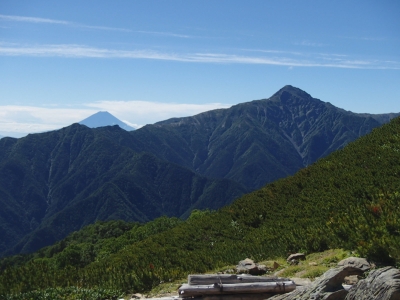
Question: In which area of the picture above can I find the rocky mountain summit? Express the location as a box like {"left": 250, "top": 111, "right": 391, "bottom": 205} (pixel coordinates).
{"left": 130, "top": 85, "right": 400, "bottom": 190}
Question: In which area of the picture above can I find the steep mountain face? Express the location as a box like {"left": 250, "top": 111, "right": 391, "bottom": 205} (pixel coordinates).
{"left": 129, "top": 86, "right": 399, "bottom": 190}
{"left": 2, "top": 117, "right": 400, "bottom": 297}
{"left": 79, "top": 111, "right": 135, "bottom": 131}
{"left": 1, "top": 85, "right": 398, "bottom": 257}
{"left": 0, "top": 124, "right": 246, "bottom": 256}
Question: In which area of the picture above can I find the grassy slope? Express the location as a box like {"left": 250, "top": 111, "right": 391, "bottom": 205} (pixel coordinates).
{"left": 1, "top": 117, "right": 400, "bottom": 297}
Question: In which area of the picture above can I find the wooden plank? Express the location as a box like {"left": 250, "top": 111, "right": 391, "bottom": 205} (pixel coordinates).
{"left": 178, "top": 281, "right": 296, "bottom": 298}
{"left": 188, "top": 274, "right": 290, "bottom": 285}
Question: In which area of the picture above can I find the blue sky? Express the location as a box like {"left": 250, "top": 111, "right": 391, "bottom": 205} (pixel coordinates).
{"left": 1, "top": 1, "right": 399, "bottom": 137}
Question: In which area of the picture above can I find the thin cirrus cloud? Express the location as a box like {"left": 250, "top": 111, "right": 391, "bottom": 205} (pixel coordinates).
{"left": 0, "top": 43, "right": 399, "bottom": 69}
{"left": 0, "top": 14, "right": 132, "bottom": 32}
{"left": 0, "top": 101, "right": 232, "bottom": 136}
{"left": 0, "top": 14, "right": 192, "bottom": 36}
{"left": 295, "top": 40, "right": 326, "bottom": 47}
{"left": 0, "top": 14, "right": 69, "bottom": 25}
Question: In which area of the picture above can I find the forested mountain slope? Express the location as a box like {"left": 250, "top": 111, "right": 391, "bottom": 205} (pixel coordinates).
{"left": 129, "top": 85, "right": 399, "bottom": 190}
{"left": 2, "top": 116, "right": 400, "bottom": 297}
{"left": 0, "top": 124, "right": 246, "bottom": 256}
{"left": 1, "top": 85, "right": 399, "bottom": 258}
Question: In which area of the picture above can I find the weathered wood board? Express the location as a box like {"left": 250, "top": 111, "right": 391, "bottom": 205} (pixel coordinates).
{"left": 188, "top": 274, "right": 290, "bottom": 285}
{"left": 179, "top": 281, "right": 296, "bottom": 298}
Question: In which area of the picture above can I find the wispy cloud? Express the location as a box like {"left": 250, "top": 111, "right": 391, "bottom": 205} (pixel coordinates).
{"left": 0, "top": 14, "right": 69, "bottom": 25}
{"left": 1, "top": 43, "right": 399, "bottom": 70}
{"left": 0, "top": 101, "right": 232, "bottom": 137}
{"left": 241, "top": 48, "right": 303, "bottom": 56}
{"left": 340, "top": 35, "right": 387, "bottom": 42}
{"left": 0, "top": 105, "right": 94, "bottom": 137}
{"left": 295, "top": 40, "right": 326, "bottom": 47}
{"left": 0, "top": 14, "right": 192, "bottom": 36}
{"left": 0, "top": 14, "right": 131, "bottom": 32}
{"left": 0, "top": 44, "right": 184, "bottom": 60}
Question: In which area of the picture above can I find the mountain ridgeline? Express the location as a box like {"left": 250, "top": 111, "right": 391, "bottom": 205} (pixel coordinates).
{"left": 1, "top": 107, "right": 400, "bottom": 297}
{"left": 0, "top": 85, "right": 398, "bottom": 258}
{"left": 0, "top": 125, "right": 246, "bottom": 256}
{"left": 129, "top": 85, "right": 398, "bottom": 190}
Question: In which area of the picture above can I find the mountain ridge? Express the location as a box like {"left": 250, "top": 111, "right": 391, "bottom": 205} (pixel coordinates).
{"left": 0, "top": 124, "right": 246, "bottom": 256}
{"left": 128, "top": 85, "right": 399, "bottom": 190}
{"left": 1, "top": 85, "right": 399, "bottom": 256}
{"left": 2, "top": 115, "right": 400, "bottom": 297}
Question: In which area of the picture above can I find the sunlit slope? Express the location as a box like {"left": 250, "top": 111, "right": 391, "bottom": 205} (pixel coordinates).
{"left": 1, "top": 117, "right": 399, "bottom": 295}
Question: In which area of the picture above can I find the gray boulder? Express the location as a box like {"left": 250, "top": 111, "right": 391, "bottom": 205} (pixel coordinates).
{"left": 269, "top": 266, "right": 364, "bottom": 300}
{"left": 270, "top": 263, "right": 400, "bottom": 300}
{"left": 236, "top": 258, "right": 267, "bottom": 275}
{"left": 337, "top": 257, "right": 370, "bottom": 272}
{"left": 287, "top": 253, "right": 306, "bottom": 262}
{"left": 345, "top": 266, "right": 400, "bottom": 300}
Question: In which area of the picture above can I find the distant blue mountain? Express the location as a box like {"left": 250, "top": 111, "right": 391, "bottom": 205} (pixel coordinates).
{"left": 79, "top": 111, "right": 135, "bottom": 131}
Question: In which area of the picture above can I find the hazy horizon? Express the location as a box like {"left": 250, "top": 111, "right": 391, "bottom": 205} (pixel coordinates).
{"left": 1, "top": 1, "right": 399, "bottom": 137}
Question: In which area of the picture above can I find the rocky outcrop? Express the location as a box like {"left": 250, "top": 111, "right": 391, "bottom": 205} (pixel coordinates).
{"left": 269, "top": 258, "right": 400, "bottom": 300}
{"left": 269, "top": 266, "right": 364, "bottom": 300}
{"left": 345, "top": 266, "right": 400, "bottom": 300}
{"left": 144, "top": 258, "right": 399, "bottom": 300}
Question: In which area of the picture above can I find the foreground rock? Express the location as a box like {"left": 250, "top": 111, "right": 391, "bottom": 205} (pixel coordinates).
{"left": 269, "top": 259, "right": 400, "bottom": 300}
{"left": 269, "top": 265, "right": 364, "bottom": 299}
{"left": 146, "top": 257, "right": 399, "bottom": 300}
{"left": 345, "top": 266, "right": 400, "bottom": 300}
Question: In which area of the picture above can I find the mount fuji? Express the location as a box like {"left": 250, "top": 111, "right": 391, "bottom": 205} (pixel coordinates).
{"left": 79, "top": 111, "right": 135, "bottom": 131}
